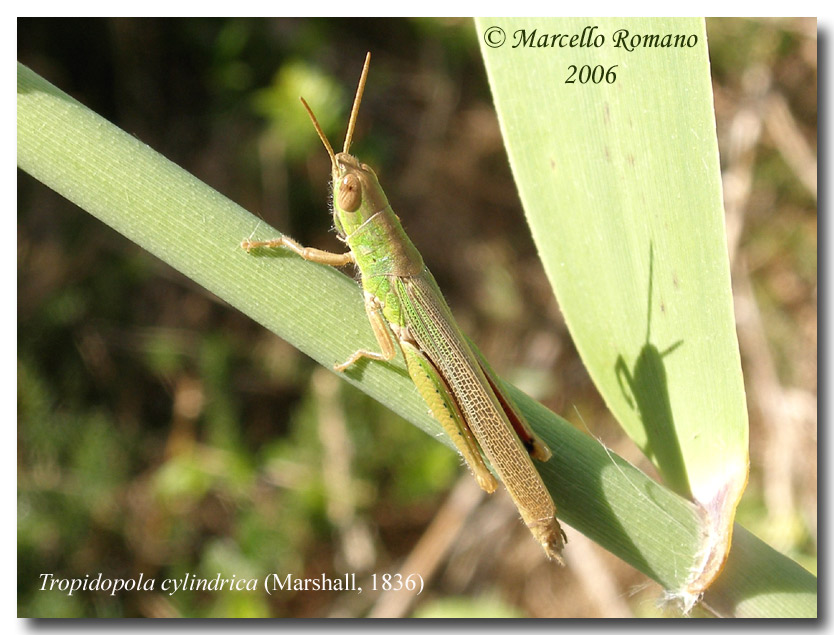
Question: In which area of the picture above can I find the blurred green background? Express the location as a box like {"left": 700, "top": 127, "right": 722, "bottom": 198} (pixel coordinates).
{"left": 18, "top": 18, "right": 816, "bottom": 617}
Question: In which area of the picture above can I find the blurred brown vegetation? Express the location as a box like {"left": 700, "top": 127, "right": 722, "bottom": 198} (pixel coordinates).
{"left": 18, "top": 17, "right": 816, "bottom": 617}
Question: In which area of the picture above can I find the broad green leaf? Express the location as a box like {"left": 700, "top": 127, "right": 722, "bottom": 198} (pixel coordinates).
{"left": 478, "top": 17, "right": 749, "bottom": 598}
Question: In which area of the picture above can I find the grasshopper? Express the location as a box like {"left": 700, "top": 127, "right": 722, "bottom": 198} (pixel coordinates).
{"left": 242, "top": 53, "right": 566, "bottom": 562}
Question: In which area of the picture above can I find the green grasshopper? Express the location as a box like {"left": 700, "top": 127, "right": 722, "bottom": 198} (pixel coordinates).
{"left": 243, "top": 53, "right": 566, "bottom": 562}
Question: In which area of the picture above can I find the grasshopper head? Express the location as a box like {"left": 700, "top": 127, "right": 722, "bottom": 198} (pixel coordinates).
{"left": 330, "top": 152, "right": 389, "bottom": 238}
{"left": 299, "top": 53, "right": 382, "bottom": 240}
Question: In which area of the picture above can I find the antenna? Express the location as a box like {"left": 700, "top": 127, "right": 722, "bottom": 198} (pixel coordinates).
{"left": 343, "top": 52, "right": 371, "bottom": 155}
{"left": 300, "top": 96, "right": 337, "bottom": 171}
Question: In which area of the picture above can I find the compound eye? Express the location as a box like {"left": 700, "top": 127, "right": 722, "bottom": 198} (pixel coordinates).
{"left": 337, "top": 173, "right": 362, "bottom": 212}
